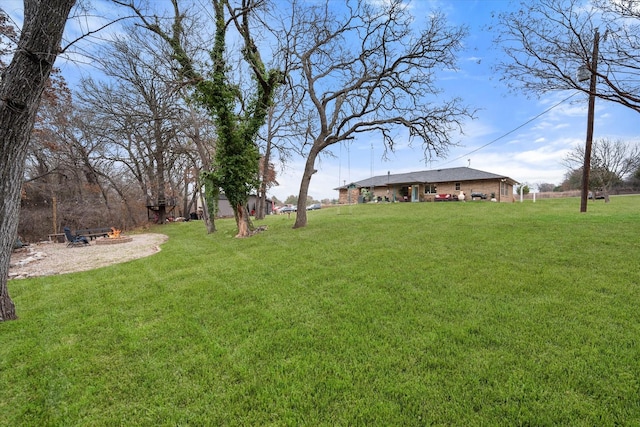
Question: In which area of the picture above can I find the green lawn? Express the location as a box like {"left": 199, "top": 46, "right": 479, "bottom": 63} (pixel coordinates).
{"left": 2, "top": 196, "right": 639, "bottom": 426}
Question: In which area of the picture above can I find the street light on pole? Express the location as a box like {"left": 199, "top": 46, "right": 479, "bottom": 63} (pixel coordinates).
{"left": 578, "top": 28, "right": 600, "bottom": 213}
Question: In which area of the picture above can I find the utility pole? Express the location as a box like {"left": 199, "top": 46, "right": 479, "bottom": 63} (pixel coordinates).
{"left": 580, "top": 28, "right": 599, "bottom": 213}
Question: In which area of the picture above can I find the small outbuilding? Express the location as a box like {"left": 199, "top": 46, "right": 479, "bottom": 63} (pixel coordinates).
{"left": 216, "top": 194, "right": 274, "bottom": 218}
{"left": 336, "top": 167, "right": 519, "bottom": 203}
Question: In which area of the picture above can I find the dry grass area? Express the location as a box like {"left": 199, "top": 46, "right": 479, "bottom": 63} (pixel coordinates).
{"left": 9, "top": 233, "right": 168, "bottom": 280}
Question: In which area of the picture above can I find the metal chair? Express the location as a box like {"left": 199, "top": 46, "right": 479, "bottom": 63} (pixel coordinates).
{"left": 63, "top": 227, "right": 89, "bottom": 247}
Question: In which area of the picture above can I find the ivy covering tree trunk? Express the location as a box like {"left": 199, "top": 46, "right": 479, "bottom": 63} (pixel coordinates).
{"left": 120, "top": 0, "right": 283, "bottom": 237}
{"left": 0, "top": 0, "right": 77, "bottom": 321}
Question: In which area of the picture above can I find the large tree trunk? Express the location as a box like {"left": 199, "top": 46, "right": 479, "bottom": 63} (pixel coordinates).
{"left": 293, "top": 149, "right": 319, "bottom": 229}
{"left": 255, "top": 139, "right": 273, "bottom": 221}
{"left": 198, "top": 189, "right": 215, "bottom": 233}
{"left": 256, "top": 172, "right": 265, "bottom": 220}
{"left": 157, "top": 205, "right": 167, "bottom": 223}
{"left": 189, "top": 116, "right": 216, "bottom": 233}
{"left": 235, "top": 203, "right": 252, "bottom": 238}
{"left": 255, "top": 184, "right": 266, "bottom": 220}
{"left": 0, "top": 0, "right": 76, "bottom": 321}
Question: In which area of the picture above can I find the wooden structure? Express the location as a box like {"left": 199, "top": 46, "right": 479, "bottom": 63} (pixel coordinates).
{"left": 146, "top": 196, "right": 177, "bottom": 222}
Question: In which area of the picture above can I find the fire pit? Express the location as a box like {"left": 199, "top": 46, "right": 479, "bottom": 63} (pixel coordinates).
{"left": 95, "top": 228, "right": 133, "bottom": 245}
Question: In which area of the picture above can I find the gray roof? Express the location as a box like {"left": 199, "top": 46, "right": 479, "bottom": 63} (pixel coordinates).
{"left": 335, "top": 167, "right": 518, "bottom": 189}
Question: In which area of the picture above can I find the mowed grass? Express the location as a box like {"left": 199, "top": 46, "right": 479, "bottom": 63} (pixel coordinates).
{"left": 1, "top": 196, "right": 639, "bottom": 426}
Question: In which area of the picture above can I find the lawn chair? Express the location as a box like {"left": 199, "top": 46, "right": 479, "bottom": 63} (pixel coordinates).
{"left": 63, "top": 227, "right": 89, "bottom": 247}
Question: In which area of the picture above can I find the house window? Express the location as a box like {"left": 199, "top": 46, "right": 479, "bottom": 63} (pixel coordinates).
{"left": 424, "top": 184, "right": 437, "bottom": 194}
{"left": 455, "top": 182, "right": 461, "bottom": 191}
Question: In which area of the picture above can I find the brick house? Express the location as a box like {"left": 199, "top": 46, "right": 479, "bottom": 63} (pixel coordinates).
{"left": 336, "top": 167, "right": 519, "bottom": 203}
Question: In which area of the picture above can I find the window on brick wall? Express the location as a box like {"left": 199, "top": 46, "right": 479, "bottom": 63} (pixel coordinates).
{"left": 455, "top": 182, "right": 461, "bottom": 191}
{"left": 424, "top": 184, "right": 437, "bottom": 194}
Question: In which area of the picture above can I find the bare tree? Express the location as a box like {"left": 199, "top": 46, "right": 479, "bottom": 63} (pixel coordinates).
{"left": 77, "top": 26, "right": 192, "bottom": 225}
{"left": 564, "top": 138, "right": 640, "bottom": 202}
{"left": 538, "top": 183, "right": 557, "bottom": 192}
{"left": 494, "top": 0, "right": 640, "bottom": 113}
{"left": 118, "top": 0, "right": 284, "bottom": 237}
{"left": 277, "top": 0, "right": 473, "bottom": 228}
{"left": 19, "top": 72, "right": 139, "bottom": 240}
{"left": 254, "top": 99, "right": 295, "bottom": 220}
{"left": 179, "top": 104, "right": 217, "bottom": 232}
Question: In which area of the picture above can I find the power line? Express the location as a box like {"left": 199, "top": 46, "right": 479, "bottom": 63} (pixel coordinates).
{"left": 441, "top": 91, "right": 582, "bottom": 166}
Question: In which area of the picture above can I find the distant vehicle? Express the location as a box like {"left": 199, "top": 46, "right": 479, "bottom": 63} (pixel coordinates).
{"left": 280, "top": 205, "right": 297, "bottom": 213}
{"left": 307, "top": 203, "right": 321, "bottom": 210}
{"left": 470, "top": 192, "right": 487, "bottom": 200}
{"left": 588, "top": 191, "right": 605, "bottom": 200}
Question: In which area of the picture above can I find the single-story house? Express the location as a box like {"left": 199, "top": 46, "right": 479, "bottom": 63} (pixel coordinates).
{"left": 336, "top": 167, "right": 519, "bottom": 203}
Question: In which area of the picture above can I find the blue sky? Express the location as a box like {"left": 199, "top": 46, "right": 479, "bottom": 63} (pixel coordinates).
{"left": 3, "top": 0, "right": 638, "bottom": 201}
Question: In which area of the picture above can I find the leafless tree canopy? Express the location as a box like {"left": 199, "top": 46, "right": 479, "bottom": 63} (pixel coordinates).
{"left": 494, "top": 0, "right": 640, "bottom": 113}
{"left": 274, "top": 0, "right": 474, "bottom": 227}
{"left": 15, "top": 21, "right": 214, "bottom": 243}
{"left": 563, "top": 138, "right": 640, "bottom": 200}
{"left": 77, "top": 26, "right": 193, "bottom": 225}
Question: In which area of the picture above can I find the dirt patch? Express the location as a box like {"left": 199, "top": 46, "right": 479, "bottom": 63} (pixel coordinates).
{"left": 9, "top": 233, "right": 168, "bottom": 280}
